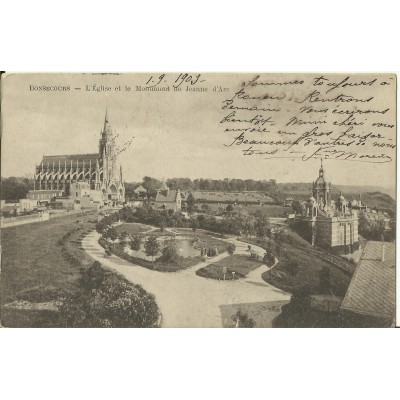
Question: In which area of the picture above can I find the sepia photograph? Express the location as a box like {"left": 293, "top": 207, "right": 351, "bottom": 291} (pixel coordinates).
{"left": 0, "top": 72, "right": 396, "bottom": 328}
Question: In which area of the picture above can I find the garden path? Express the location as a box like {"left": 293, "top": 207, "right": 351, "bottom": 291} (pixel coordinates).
{"left": 82, "top": 231, "right": 289, "bottom": 327}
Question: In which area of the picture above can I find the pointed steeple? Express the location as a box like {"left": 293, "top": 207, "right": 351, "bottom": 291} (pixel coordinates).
{"left": 104, "top": 108, "right": 109, "bottom": 130}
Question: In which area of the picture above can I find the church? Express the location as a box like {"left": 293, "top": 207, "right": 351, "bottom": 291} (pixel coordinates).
{"left": 154, "top": 180, "right": 182, "bottom": 212}
{"left": 30, "top": 111, "right": 125, "bottom": 206}
{"left": 299, "top": 160, "right": 359, "bottom": 254}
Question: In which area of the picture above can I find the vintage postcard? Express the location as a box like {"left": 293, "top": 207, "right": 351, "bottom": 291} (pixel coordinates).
{"left": 0, "top": 72, "right": 396, "bottom": 328}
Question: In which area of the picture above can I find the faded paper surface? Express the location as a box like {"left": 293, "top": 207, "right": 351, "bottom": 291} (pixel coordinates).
{"left": 0, "top": 73, "right": 396, "bottom": 328}
{"left": 1, "top": 73, "right": 396, "bottom": 187}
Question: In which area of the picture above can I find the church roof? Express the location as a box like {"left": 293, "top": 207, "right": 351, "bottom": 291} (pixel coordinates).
{"left": 41, "top": 153, "right": 99, "bottom": 165}
{"left": 341, "top": 241, "right": 395, "bottom": 319}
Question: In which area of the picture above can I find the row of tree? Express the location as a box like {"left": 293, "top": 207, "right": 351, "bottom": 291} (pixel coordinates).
{"left": 0, "top": 177, "right": 33, "bottom": 201}
{"left": 125, "top": 176, "right": 279, "bottom": 199}
{"left": 358, "top": 212, "right": 396, "bottom": 242}
{"left": 166, "top": 177, "right": 278, "bottom": 193}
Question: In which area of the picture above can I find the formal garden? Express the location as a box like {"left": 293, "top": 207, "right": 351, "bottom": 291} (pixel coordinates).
{"left": 96, "top": 207, "right": 237, "bottom": 272}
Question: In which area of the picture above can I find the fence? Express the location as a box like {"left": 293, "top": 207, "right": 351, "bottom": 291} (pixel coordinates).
{"left": 0, "top": 212, "right": 50, "bottom": 228}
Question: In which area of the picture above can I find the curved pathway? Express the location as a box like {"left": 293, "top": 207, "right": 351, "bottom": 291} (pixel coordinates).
{"left": 82, "top": 231, "right": 289, "bottom": 327}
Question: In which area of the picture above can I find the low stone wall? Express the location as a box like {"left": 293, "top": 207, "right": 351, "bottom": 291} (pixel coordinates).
{"left": 0, "top": 212, "right": 50, "bottom": 228}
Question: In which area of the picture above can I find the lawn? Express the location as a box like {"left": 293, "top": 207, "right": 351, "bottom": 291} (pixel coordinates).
{"left": 191, "top": 190, "right": 275, "bottom": 203}
{"left": 197, "top": 203, "right": 289, "bottom": 218}
{"left": 115, "top": 223, "right": 152, "bottom": 236}
{"left": 0, "top": 212, "right": 97, "bottom": 327}
{"left": 196, "top": 254, "right": 262, "bottom": 280}
{"left": 242, "top": 234, "right": 352, "bottom": 296}
{"left": 244, "top": 204, "right": 290, "bottom": 218}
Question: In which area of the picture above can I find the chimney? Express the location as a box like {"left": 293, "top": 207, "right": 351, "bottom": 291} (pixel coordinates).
{"left": 382, "top": 244, "right": 385, "bottom": 262}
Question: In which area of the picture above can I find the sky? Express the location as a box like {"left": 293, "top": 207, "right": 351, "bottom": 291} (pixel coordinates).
{"left": 1, "top": 73, "right": 396, "bottom": 190}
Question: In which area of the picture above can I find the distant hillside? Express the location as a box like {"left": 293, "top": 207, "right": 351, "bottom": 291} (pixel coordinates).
{"left": 278, "top": 182, "right": 396, "bottom": 212}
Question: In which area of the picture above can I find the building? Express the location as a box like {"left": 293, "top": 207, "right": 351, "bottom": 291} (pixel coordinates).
{"left": 299, "top": 160, "right": 359, "bottom": 254}
{"left": 350, "top": 194, "right": 367, "bottom": 211}
{"left": 27, "top": 189, "right": 63, "bottom": 205}
{"left": 19, "top": 198, "right": 39, "bottom": 212}
{"left": 50, "top": 197, "right": 77, "bottom": 211}
{"left": 340, "top": 241, "right": 395, "bottom": 327}
{"left": 133, "top": 184, "right": 147, "bottom": 196}
{"left": 359, "top": 209, "right": 392, "bottom": 231}
{"left": 154, "top": 181, "right": 182, "bottom": 212}
{"left": 32, "top": 111, "right": 125, "bottom": 205}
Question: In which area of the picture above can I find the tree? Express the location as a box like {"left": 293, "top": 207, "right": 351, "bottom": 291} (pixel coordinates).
{"left": 144, "top": 236, "right": 160, "bottom": 266}
{"left": 124, "top": 182, "right": 137, "bottom": 200}
{"left": 159, "top": 218, "right": 166, "bottom": 232}
{"left": 0, "top": 176, "right": 32, "bottom": 201}
{"left": 186, "top": 192, "right": 196, "bottom": 213}
{"left": 130, "top": 235, "right": 142, "bottom": 252}
{"left": 254, "top": 210, "right": 270, "bottom": 238}
{"left": 142, "top": 176, "right": 162, "bottom": 199}
{"left": 191, "top": 218, "right": 199, "bottom": 232}
{"left": 160, "top": 238, "right": 179, "bottom": 263}
{"left": 118, "top": 230, "right": 130, "bottom": 243}
{"left": 232, "top": 311, "right": 255, "bottom": 328}
{"left": 107, "top": 227, "right": 119, "bottom": 242}
{"left": 201, "top": 204, "right": 210, "bottom": 213}
{"left": 227, "top": 244, "right": 235, "bottom": 256}
{"left": 226, "top": 204, "right": 234, "bottom": 212}
{"left": 292, "top": 200, "right": 304, "bottom": 215}
{"left": 263, "top": 250, "right": 275, "bottom": 266}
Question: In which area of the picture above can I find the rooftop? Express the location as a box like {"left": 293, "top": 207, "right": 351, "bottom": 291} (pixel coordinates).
{"left": 155, "top": 189, "right": 180, "bottom": 203}
{"left": 40, "top": 154, "right": 99, "bottom": 164}
{"left": 341, "top": 241, "right": 395, "bottom": 319}
{"left": 28, "top": 190, "right": 63, "bottom": 194}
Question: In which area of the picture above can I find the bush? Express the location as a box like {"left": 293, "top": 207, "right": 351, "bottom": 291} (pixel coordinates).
{"left": 58, "top": 261, "right": 159, "bottom": 327}
{"left": 232, "top": 311, "right": 255, "bottom": 328}
{"left": 130, "top": 235, "right": 142, "bottom": 252}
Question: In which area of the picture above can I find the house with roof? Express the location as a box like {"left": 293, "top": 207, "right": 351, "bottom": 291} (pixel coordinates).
{"left": 133, "top": 184, "right": 147, "bottom": 195}
{"left": 154, "top": 181, "right": 182, "bottom": 212}
{"left": 340, "top": 241, "right": 395, "bottom": 327}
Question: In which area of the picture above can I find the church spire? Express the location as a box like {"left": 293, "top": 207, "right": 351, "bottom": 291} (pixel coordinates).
{"left": 103, "top": 108, "right": 109, "bottom": 131}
